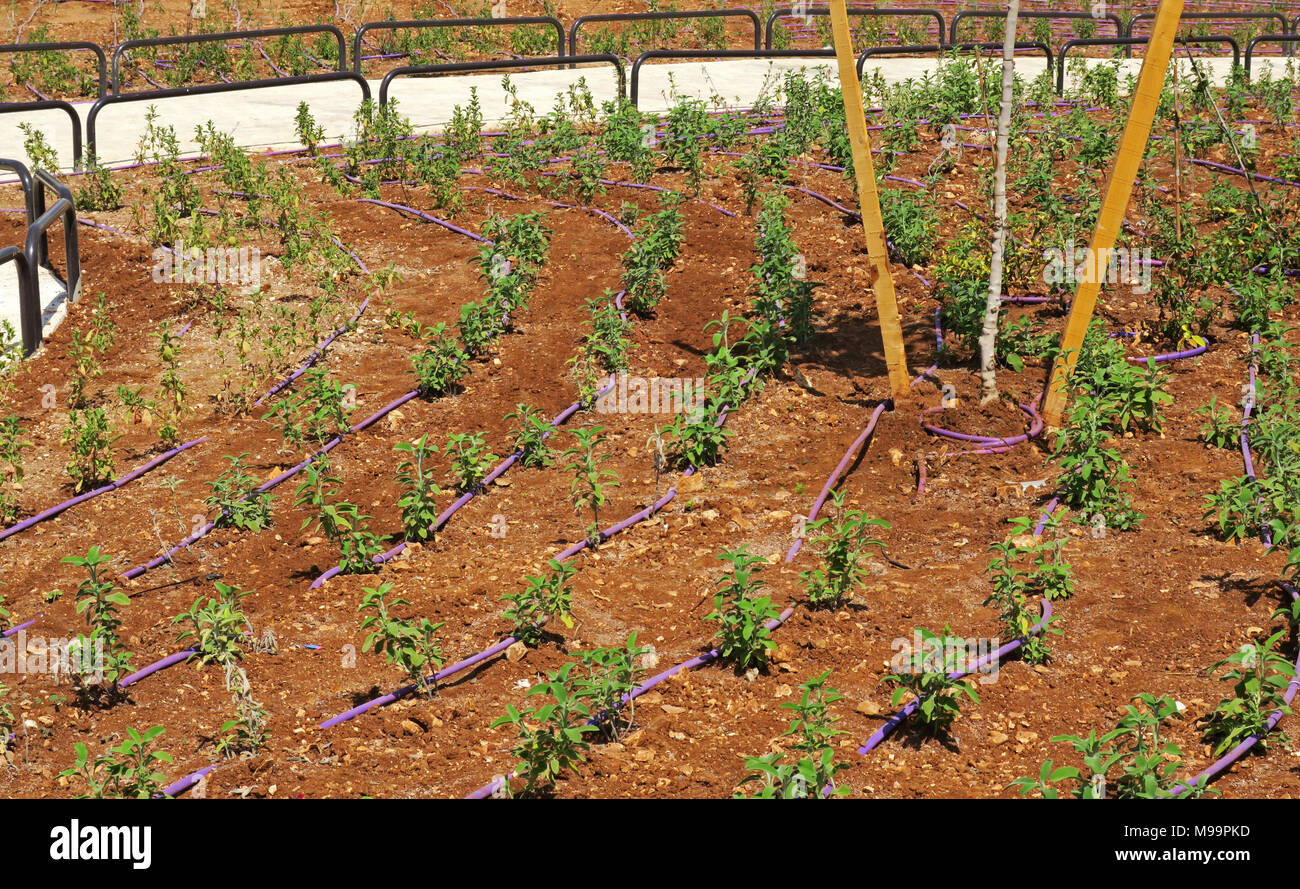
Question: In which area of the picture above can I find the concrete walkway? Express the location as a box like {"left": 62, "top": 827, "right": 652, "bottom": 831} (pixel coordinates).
{"left": 0, "top": 54, "right": 1254, "bottom": 170}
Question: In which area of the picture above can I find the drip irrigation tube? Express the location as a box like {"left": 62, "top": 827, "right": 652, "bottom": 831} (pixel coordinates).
{"left": 0, "top": 436, "right": 207, "bottom": 543}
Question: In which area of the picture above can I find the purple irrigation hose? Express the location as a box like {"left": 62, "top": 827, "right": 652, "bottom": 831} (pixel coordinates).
{"left": 857, "top": 598, "right": 1055, "bottom": 756}
{"left": 355, "top": 198, "right": 493, "bottom": 243}
{"left": 120, "top": 648, "right": 197, "bottom": 689}
{"left": 321, "top": 634, "right": 524, "bottom": 729}
{"left": 120, "top": 389, "right": 420, "bottom": 581}
{"left": 0, "top": 436, "right": 208, "bottom": 544}
{"left": 1124, "top": 342, "right": 1209, "bottom": 364}
{"left": 252, "top": 297, "right": 370, "bottom": 408}
{"left": 468, "top": 400, "right": 894, "bottom": 798}
{"left": 2, "top": 619, "right": 36, "bottom": 638}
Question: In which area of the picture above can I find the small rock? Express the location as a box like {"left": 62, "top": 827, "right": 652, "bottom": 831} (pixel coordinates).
{"left": 400, "top": 719, "right": 423, "bottom": 735}
{"left": 990, "top": 731, "right": 1010, "bottom": 745}
{"left": 505, "top": 641, "right": 527, "bottom": 662}
{"left": 856, "top": 700, "right": 881, "bottom": 717}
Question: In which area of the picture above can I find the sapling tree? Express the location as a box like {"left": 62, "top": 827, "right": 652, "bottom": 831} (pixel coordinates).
{"left": 978, "top": 0, "right": 1020, "bottom": 404}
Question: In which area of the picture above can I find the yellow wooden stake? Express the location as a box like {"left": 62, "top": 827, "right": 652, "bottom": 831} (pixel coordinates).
{"left": 1042, "top": 0, "right": 1186, "bottom": 426}
{"left": 827, "top": 0, "right": 911, "bottom": 400}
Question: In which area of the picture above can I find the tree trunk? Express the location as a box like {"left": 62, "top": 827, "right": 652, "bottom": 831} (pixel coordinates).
{"left": 979, "top": 0, "right": 1020, "bottom": 405}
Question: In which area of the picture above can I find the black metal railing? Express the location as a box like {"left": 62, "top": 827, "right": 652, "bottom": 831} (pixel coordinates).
{"left": 630, "top": 48, "right": 836, "bottom": 107}
{"left": 112, "top": 24, "right": 348, "bottom": 92}
{"left": 950, "top": 8, "right": 1124, "bottom": 47}
{"left": 0, "top": 100, "right": 83, "bottom": 168}
{"left": 87, "top": 71, "right": 370, "bottom": 158}
{"left": 0, "top": 159, "right": 79, "bottom": 355}
{"left": 380, "top": 54, "right": 624, "bottom": 106}
{"left": 1247, "top": 34, "right": 1300, "bottom": 75}
{"left": 570, "top": 9, "right": 762, "bottom": 57}
{"left": 858, "top": 41, "right": 1053, "bottom": 79}
{"left": 353, "top": 16, "right": 566, "bottom": 75}
{"left": 1057, "top": 36, "right": 1241, "bottom": 94}
{"left": 765, "top": 6, "right": 945, "bottom": 50}
{"left": 0, "top": 41, "right": 108, "bottom": 99}
{"left": 1128, "top": 11, "right": 1291, "bottom": 57}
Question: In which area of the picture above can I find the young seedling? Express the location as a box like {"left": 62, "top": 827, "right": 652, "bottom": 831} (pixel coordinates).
{"left": 799, "top": 492, "right": 890, "bottom": 609}
{"left": 0, "top": 415, "right": 27, "bottom": 524}
{"left": 359, "top": 582, "right": 446, "bottom": 696}
{"left": 63, "top": 547, "right": 132, "bottom": 706}
{"left": 294, "top": 461, "right": 388, "bottom": 575}
{"left": 735, "top": 669, "right": 853, "bottom": 799}
{"left": 503, "top": 559, "right": 576, "bottom": 645}
{"left": 172, "top": 581, "right": 253, "bottom": 669}
{"left": 882, "top": 627, "right": 981, "bottom": 735}
{"left": 575, "top": 633, "right": 648, "bottom": 741}
{"left": 491, "top": 662, "right": 595, "bottom": 797}
{"left": 394, "top": 435, "right": 441, "bottom": 544}
{"left": 205, "top": 453, "right": 274, "bottom": 532}
{"left": 1202, "top": 631, "right": 1294, "bottom": 756}
{"left": 505, "top": 403, "right": 554, "bottom": 469}
{"left": 446, "top": 431, "right": 497, "bottom": 494}
{"left": 60, "top": 726, "right": 173, "bottom": 799}
{"left": 705, "top": 547, "right": 781, "bottom": 672}
{"left": 562, "top": 425, "right": 620, "bottom": 546}
{"left": 1011, "top": 694, "right": 1210, "bottom": 799}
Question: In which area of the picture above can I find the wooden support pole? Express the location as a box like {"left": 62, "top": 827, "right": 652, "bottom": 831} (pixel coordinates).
{"left": 1042, "top": 0, "right": 1186, "bottom": 426}
{"left": 827, "top": 0, "right": 911, "bottom": 400}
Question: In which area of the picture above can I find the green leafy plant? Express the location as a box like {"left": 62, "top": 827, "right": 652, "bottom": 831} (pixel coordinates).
{"left": 799, "top": 492, "right": 889, "bottom": 609}
{"left": 1011, "top": 693, "right": 1209, "bottom": 799}
{"left": 562, "top": 425, "right": 619, "bottom": 546}
{"left": 60, "top": 726, "right": 172, "bottom": 799}
{"left": 505, "top": 403, "right": 554, "bottom": 469}
{"left": 576, "top": 633, "right": 648, "bottom": 741}
{"left": 205, "top": 453, "right": 273, "bottom": 532}
{"left": 1202, "top": 631, "right": 1294, "bottom": 756}
{"left": 1197, "top": 396, "right": 1239, "bottom": 449}
{"left": 61, "top": 408, "right": 116, "bottom": 495}
{"left": 705, "top": 547, "right": 781, "bottom": 672}
{"left": 446, "top": 431, "right": 496, "bottom": 493}
{"left": 735, "top": 670, "right": 851, "bottom": 799}
{"left": 64, "top": 546, "right": 132, "bottom": 706}
{"left": 491, "top": 662, "right": 595, "bottom": 797}
{"left": 359, "top": 582, "right": 446, "bottom": 695}
{"left": 411, "top": 323, "right": 468, "bottom": 398}
{"left": 173, "top": 581, "right": 252, "bottom": 668}
{"left": 394, "top": 435, "right": 441, "bottom": 544}
{"left": 882, "top": 627, "right": 980, "bottom": 734}
{"left": 294, "top": 461, "right": 388, "bottom": 575}
{"left": 503, "top": 559, "right": 576, "bottom": 645}
{"left": 0, "top": 415, "right": 27, "bottom": 524}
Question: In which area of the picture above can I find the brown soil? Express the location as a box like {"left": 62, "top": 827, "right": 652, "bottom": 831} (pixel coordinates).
{"left": 1, "top": 70, "right": 1299, "bottom": 800}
